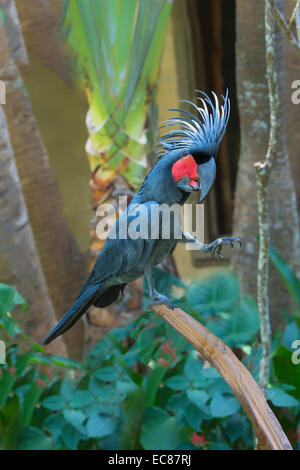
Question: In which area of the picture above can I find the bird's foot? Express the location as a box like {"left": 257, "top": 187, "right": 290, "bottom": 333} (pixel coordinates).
{"left": 204, "top": 236, "right": 242, "bottom": 259}
{"left": 148, "top": 292, "right": 176, "bottom": 310}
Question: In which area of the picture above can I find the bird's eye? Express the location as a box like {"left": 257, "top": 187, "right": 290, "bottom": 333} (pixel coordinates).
{"left": 191, "top": 151, "right": 211, "bottom": 164}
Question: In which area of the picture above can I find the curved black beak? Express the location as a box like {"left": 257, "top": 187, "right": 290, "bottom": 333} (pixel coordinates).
{"left": 197, "top": 157, "right": 216, "bottom": 202}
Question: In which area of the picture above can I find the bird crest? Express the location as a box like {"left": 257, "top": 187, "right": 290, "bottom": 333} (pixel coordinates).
{"left": 157, "top": 90, "right": 230, "bottom": 158}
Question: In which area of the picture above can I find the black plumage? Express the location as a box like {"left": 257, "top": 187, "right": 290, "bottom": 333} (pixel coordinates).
{"left": 43, "top": 91, "right": 237, "bottom": 345}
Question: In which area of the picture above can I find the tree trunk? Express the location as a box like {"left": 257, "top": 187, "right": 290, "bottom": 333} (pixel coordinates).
{"left": 14, "top": 0, "right": 73, "bottom": 85}
{"left": 0, "top": 104, "right": 66, "bottom": 356}
{"left": 232, "top": 0, "right": 300, "bottom": 330}
{"left": 0, "top": 0, "right": 87, "bottom": 358}
{"left": 284, "top": 0, "right": 300, "bottom": 271}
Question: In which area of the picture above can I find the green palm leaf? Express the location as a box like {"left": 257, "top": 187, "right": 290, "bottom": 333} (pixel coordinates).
{"left": 64, "top": 0, "right": 171, "bottom": 189}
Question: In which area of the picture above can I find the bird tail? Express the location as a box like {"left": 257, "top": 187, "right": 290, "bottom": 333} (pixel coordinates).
{"left": 42, "top": 284, "right": 100, "bottom": 345}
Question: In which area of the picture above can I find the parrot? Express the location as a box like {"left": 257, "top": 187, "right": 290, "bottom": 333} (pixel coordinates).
{"left": 43, "top": 90, "right": 241, "bottom": 345}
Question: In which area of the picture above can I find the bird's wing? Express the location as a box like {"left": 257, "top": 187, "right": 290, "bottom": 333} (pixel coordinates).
{"left": 43, "top": 202, "right": 163, "bottom": 344}
{"left": 78, "top": 201, "right": 163, "bottom": 296}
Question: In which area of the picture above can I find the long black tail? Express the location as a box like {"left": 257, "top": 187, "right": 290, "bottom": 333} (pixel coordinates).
{"left": 43, "top": 284, "right": 100, "bottom": 345}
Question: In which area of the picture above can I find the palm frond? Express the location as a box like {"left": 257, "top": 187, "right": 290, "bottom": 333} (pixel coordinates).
{"left": 64, "top": 0, "right": 171, "bottom": 189}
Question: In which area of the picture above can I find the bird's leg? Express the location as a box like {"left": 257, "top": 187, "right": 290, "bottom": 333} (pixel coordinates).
{"left": 180, "top": 231, "right": 242, "bottom": 259}
{"left": 145, "top": 265, "right": 176, "bottom": 310}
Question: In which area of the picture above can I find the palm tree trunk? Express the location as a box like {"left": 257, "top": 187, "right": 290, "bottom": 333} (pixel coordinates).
{"left": 232, "top": 0, "right": 300, "bottom": 330}
{"left": 0, "top": 104, "right": 66, "bottom": 356}
{"left": 0, "top": 0, "right": 87, "bottom": 358}
{"left": 14, "top": 0, "right": 73, "bottom": 85}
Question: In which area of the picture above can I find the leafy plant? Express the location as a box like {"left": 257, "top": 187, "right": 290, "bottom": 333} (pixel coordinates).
{"left": 63, "top": 0, "right": 172, "bottom": 194}
{"left": 268, "top": 246, "right": 300, "bottom": 448}
{"left": 0, "top": 265, "right": 299, "bottom": 450}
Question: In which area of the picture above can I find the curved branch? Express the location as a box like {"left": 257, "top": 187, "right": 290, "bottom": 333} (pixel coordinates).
{"left": 151, "top": 304, "right": 292, "bottom": 450}
{"left": 270, "top": 0, "right": 300, "bottom": 54}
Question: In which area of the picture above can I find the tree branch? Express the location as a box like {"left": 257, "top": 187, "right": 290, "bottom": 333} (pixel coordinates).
{"left": 253, "top": 0, "right": 280, "bottom": 399}
{"left": 151, "top": 304, "right": 292, "bottom": 450}
{"left": 270, "top": 0, "right": 300, "bottom": 53}
{"left": 289, "top": 0, "right": 300, "bottom": 28}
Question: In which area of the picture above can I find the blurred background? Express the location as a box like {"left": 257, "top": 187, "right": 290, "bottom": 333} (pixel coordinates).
{"left": 0, "top": 0, "right": 299, "bottom": 450}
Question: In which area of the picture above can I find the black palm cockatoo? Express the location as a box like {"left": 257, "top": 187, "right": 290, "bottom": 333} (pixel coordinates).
{"left": 43, "top": 91, "right": 241, "bottom": 345}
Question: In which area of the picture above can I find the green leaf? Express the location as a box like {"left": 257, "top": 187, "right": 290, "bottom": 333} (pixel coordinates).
{"left": 44, "top": 413, "right": 66, "bottom": 441}
{"left": 63, "top": 409, "right": 85, "bottom": 433}
{"left": 64, "top": 0, "right": 172, "bottom": 187}
{"left": 269, "top": 245, "right": 300, "bottom": 309}
{"left": 114, "top": 356, "right": 142, "bottom": 386}
{"left": 183, "top": 357, "right": 206, "bottom": 385}
{"left": 187, "top": 390, "right": 209, "bottom": 409}
{"left": 18, "top": 427, "right": 53, "bottom": 450}
{"left": 185, "top": 403, "right": 206, "bottom": 431}
{"left": 95, "top": 367, "right": 119, "bottom": 382}
{"left": 22, "top": 382, "right": 45, "bottom": 427}
{"left": 60, "top": 376, "right": 76, "bottom": 400}
{"left": 121, "top": 386, "right": 145, "bottom": 450}
{"left": 167, "top": 392, "right": 187, "bottom": 414}
{"left": 0, "top": 284, "right": 27, "bottom": 316}
{"left": 42, "top": 395, "right": 66, "bottom": 411}
{"left": 208, "top": 440, "right": 232, "bottom": 450}
{"left": 86, "top": 413, "right": 118, "bottom": 438}
{"left": 187, "top": 271, "right": 239, "bottom": 316}
{"left": 141, "top": 407, "right": 182, "bottom": 450}
{"left": 0, "top": 395, "right": 23, "bottom": 449}
{"left": 223, "top": 415, "right": 247, "bottom": 443}
{"left": 267, "top": 388, "right": 298, "bottom": 407}
{"left": 209, "top": 392, "right": 241, "bottom": 418}
{"left": 0, "top": 352, "right": 31, "bottom": 407}
{"left": 69, "top": 390, "right": 94, "bottom": 408}
{"left": 165, "top": 375, "right": 189, "bottom": 391}
{"left": 273, "top": 345, "right": 300, "bottom": 398}
{"left": 145, "top": 366, "right": 168, "bottom": 406}
{"left": 62, "top": 422, "right": 83, "bottom": 450}
{"left": 283, "top": 321, "right": 300, "bottom": 351}
{"left": 89, "top": 377, "right": 125, "bottom": 404}
{"left": 206, "top": 295, "right": 260, "bottom": 346}
{"left": 30, "top": 354, "right": 85, "bottom": 371}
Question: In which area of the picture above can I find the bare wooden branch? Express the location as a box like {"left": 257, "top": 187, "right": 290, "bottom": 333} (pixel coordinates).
{"left": 270, "top": 0, "right": 300, "bottom": 53}
{"left": 296, "top": 2, "right": 300, "bottom": 41}
{"left": 253, "top": 0, "right": 280, "bottom": 397}
{"left": 254, "top": 170, "right": 272, "bottom": 396}
{"left": 289, "top": 0, "right": 300, "bottom": 28}
{"left": 152, "top": 304, "right": 292, "bottom": 450}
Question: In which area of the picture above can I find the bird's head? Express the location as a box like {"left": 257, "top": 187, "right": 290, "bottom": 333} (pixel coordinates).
{"left": 158, "top": 90, "right": 230, "bottom": 202}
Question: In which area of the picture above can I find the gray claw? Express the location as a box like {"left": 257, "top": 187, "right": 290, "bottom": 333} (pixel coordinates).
{"left": 231, "top": 236, "right": 242, "bottom": 247}
{"left": 207, "top": 235, "right": 242, "bottom": 260}
{"left": 148, "top": 293, "right": 176, "bottom": 310}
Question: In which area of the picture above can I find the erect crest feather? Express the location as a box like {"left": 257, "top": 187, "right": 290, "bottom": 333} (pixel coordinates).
{"left": 157, "top": 90, "right": 230, "bottom": 158}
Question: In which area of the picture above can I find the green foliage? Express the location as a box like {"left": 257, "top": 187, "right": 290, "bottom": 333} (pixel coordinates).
{"left": 187, "top": 271, "right": 239, "bottom": 317}
{"left": 0, "top": 263, "right": 299, "bottom": 449}
{"left": 268, "top": 246, "right": 300, "bottom": 448}
{"left": 64, "top": 0, "right": 172, "bottom": 187}
{"left": 0, "top": 283, "right": 26, "bottom": 337}
{"left": 269, "top": 245, "right": 300, "bottom": 309}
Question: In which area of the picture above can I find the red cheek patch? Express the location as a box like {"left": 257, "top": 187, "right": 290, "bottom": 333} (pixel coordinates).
{"left": 172, "top": 155, "right": 199, "bottom": 183}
